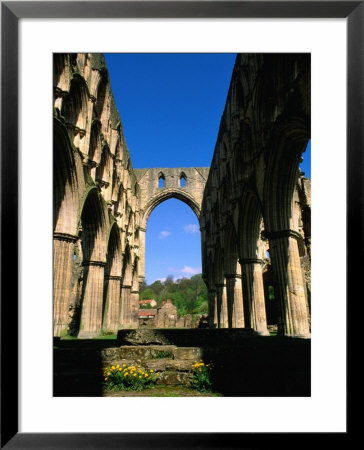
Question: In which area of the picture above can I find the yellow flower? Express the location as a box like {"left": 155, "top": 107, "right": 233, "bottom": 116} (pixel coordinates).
{"left": 123, "top": 363, "right": 126, "bottom": 367}
{"left": 119, "top": 368, "right": 122, "bottom": 371}
{"left": 116, "top": 364, "right": 120, "bottom": 368}
{"left": 156, "top": 373, "right": 160, "bottom": 376}
{"left": 107, "top": 372, "right": 111, "bottom": 376}
{"left": 133, "top": 374, "right": 137, "bottom": 377}
{"left": 124, "top": 372, "right": 128, "bottom": 376}
{"left": 145, "top": 374, "right": 148, "bottom": 377}
{"left": 150, "top": 369, "right": 154, "bottom": 373}
{"left": 104, "top": 378, "right": 108, "bottom": 381}
{"left": 111, "top": 366, "right": 115, "bottom": 370}
{"left": 139, "top": 376, "right": 142, "bottom": 379}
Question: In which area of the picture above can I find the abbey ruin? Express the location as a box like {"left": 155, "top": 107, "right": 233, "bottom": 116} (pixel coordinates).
{"left": 54, "top": 53, "right": 311, "bottom": 339}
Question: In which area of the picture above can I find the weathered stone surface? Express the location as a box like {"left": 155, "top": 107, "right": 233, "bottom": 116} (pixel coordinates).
{"left": 174, "top": 347, "right": 203, "bottom": 361}
{"left": 165, "top": 359, "right": 193, "bottom": 372}
{"left": 120, "top": 330, "right": 173, "bottom": 345}
{"left": 144, "top": 359, "right": 168, "bottom": 372}
{"left": 118, "top": 345, "right": 177, "bottom": 360}
{"left": 157, "top": 371, "right": 191, "bottom": 386}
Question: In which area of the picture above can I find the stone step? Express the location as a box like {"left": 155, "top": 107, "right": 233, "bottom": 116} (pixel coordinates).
{"left": 101, "top": 345, "right": 203, "bottom": 362}
{"left": 157, "top": 371, "right": 191, "bottom": 386}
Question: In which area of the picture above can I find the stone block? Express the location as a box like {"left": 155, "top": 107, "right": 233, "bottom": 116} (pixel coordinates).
{"left": 145, "top": 359, "right": 168, "bottom": 371}
{"left": 173, "top": 347, "right": 203, "bottom": 360}
{"left": 166, "top": 359, "right": 193, "bottom": 371}
{"left": 157, "top": 371, "right": 191, "bottom": 386}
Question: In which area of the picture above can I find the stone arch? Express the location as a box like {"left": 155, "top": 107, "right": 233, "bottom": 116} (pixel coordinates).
{"left": 262, "top": 117, "right": 311, "bottom": 337}
{"left": 237, "top": 189, "right": 263, "bottom": 260}
{"left": 113, "top": 183, "right": 124, "bottom": 222}
{"left": 141, "top": 189, "right": 201, "bottom": 230}
{"left": 54, "top": 53, "right": 70, "bottom": 110}
{"left": 53, "top": 119, "right": 79, "bottom": 236}
{"left": 95, "top": 70, "right": 109, "bottom": 133}
{"left": 53, "top": 118, "right": 80, "bottom": 337}
{"left": 120, "top": 245, "right": 133, "bottom": 328}
{"left": 88, "top": 119, "right": 102, "bottom": 169}
{"left": 77, "top": 187, "right": 107, "bottom": 338}
{"left": 102, "top": 222, "right": 122, "bottom": 333}
{"left": 61, "top": 74, "right": 89, "bottom": 152}
{"left": 263, "top": 116, "right": 310, "bottom": 233}
{"left": 96, "top": 142, "right": 111, "bottom": 185}
{"left": 222, "top": 220, "right": 244, "bottom": 328}
{"left": 237, "top": 189, "right": 269, "bottom": 335}
{"left": 54, "top": 53, "right": 70, "bottom": 92}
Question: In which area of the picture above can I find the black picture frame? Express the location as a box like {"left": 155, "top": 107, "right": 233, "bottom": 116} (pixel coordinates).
{"left": 1, "top": 1, "right": 356, "bottom": 448}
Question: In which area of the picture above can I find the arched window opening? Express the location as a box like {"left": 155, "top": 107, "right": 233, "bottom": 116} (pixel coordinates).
{"left": 158, "top": 173, "right": 165, "bottom": 188}
{"left": 180, "top": 174, "right": 187, "bottom": 187}
{"left": 142, "top": 198, "right": 205, "bottom": 329}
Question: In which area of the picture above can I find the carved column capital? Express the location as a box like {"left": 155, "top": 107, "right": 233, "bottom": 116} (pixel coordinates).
{"left": 82, "top": 260, "right": 106, "bottom": 267}
{"left": 265, "top": 229, "right": 303, "bottom": 242}
{"left": 225, "top": 273, "right": 242, "bottom": 279}
{"left": 239, "top": 258, "right": 265, "bottom": 266}
{"left": 53, "top": 232, "right": 78, "bottom": 243}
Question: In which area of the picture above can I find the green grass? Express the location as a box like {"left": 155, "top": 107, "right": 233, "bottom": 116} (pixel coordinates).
{"left": 93, "top": 334, "right": 117, "bottom": 340}
{"left": 60, "top": 334, "right": 117, "bottom": 340}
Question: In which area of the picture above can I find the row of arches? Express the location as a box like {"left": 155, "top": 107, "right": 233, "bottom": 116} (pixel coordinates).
{"left": 200, "top": 54, "right": 311, "bottom": 338}
{"left": 53, "top": 54, "right": 141, "bottom": 337}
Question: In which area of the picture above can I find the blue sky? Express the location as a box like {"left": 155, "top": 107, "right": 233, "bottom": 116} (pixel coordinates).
{"left": 105, "top": 53, "right": 311, "bottom": 284}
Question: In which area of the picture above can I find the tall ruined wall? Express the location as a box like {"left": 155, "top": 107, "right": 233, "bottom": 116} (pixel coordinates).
{"left": 200, "top": 54, "right": 311, "bottom": 337}
{"left": 54, "top": 53, "right": 142, "bottom": 337}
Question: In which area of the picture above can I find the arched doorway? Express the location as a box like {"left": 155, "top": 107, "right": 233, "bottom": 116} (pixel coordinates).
{"left": 139, "top": 198, "right": 207, "bottom": 329}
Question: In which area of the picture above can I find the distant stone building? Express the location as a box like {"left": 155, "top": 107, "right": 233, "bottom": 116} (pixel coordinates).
{"left": 156, "top": 300, "right": 178, "bottom": 328}
{"left": 138, "top": 308, "right": 157, "bottom": 328}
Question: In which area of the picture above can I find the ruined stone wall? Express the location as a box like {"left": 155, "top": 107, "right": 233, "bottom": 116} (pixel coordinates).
{"left": 156, "top": 302, "right": 178, "bottom": 328}
{"left": 200, "top": 53, "right": 311, "bottom": 337}
{"left": 54, "top": 53, "right": 141, "bottom": 337}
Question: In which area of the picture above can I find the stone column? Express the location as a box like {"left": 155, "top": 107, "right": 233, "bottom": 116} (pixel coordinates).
{"left": 78, "top": 260, "right": 106, "bottom": 338}
{"left": 207, "top": 289, "right": 217, "bottom": 328}
{"left": 130, "top": 290, "right": 140, "bottom": 329}
{"left": 120, "top": 284, "right": 132, "bottom": 328}
{"left": 267, "top": 230, "right": 311, "bottom": 338}
{"left": 240, "top": 259, "right": 269, "bottom": 336}
{"left": 215, "top": 283, "right": 228, "bottom": 328}
{"left": 138, "top": 228, "right": 146, "bottom": 281}
{"left": 102, "top": 275, "right": 121, "bottom": 334}
{"left": 53, "top": 232, "right": 78, "bottom": 337}
{"left": 225, "top": 274, "right": 245, "bottom": 328}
